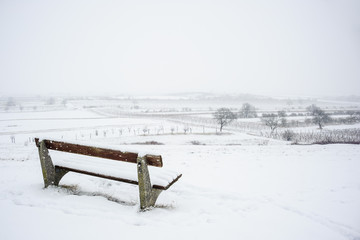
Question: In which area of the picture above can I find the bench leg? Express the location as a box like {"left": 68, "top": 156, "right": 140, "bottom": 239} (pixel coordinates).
{"left": 37, "top": 140, "right": 69, "bottom": 187}
{"left": 54, "top": 166, "right": 69, "bottom": 186}
{"left": 137, "top": 157, "right": 162, "bottom": 210}
{"left": 37, "top": 140, "right": 56, "bottom": 187}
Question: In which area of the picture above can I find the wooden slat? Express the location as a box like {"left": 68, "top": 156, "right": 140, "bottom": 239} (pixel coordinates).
{"left": 144, "top": 154, "right": 163, "bottom": 168}
{"left": 55, "top": 166, "right": 181, "bottom": 190}
{"left": 55, "top": 165, "right": 140, "bottom": 187}
{"left": 158, "top": 174, "right": 182, "bottom": 190}
{"left": 35, "top": 138, "right": 163, "bottom": 167}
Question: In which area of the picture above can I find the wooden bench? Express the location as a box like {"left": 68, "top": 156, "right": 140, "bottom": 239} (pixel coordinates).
{"left": 35, "top": 138, "right": 182, "bottom": 210}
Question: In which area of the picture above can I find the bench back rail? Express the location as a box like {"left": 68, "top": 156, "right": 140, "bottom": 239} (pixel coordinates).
{"left": 35, "top": 138, "right": 163, "bottom": 167}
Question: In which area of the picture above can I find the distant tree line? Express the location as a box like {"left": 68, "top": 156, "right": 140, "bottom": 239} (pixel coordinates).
{"left": 213, "top": 103, "right": 360, "bottom": 133}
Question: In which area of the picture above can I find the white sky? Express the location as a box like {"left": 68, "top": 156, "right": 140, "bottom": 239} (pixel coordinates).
{"left": 0, "top": 0, "right": 359, "bottom": 96}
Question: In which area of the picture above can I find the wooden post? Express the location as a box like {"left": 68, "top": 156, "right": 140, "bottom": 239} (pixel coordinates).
{"left": 37, "top": 140, "right": 56, "bottom": 187}
{"left": 36, "top": 140, "right": 69, "bottom": 187}
{"left": 137, "top": 156, "right": 162, "bottom": 210}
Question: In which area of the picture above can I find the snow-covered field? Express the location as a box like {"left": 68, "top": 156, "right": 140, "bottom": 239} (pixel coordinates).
{"left": 1, "top": 103, "right": 360, "bottom": 240}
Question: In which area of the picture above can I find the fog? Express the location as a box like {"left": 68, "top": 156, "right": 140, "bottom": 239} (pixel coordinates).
{"left": 1, "top": 0, "right": 359, "bottom": 97}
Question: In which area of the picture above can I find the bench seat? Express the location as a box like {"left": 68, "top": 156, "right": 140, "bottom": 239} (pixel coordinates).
{"left": 50, "top": 151, "right": 181, "bottom": 190}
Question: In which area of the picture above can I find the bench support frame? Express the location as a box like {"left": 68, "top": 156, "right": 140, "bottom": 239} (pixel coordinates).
{"left": 137, "top": 156, "right": 162, "bottom": 210}
{"left": 37, "top": 140, "right": 163, "bottom": 210}
{"left": 37, "top": 140, "right": 69, "bottom": 187}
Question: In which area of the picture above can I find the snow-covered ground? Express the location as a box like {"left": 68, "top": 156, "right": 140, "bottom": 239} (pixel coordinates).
{"left": 1, "top": 106, "right": 359, "bottom": 240}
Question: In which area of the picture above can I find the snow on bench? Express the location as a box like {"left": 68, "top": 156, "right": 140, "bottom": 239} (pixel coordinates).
{"left": 35, "top": 138, "right": 182, "bottom": 210}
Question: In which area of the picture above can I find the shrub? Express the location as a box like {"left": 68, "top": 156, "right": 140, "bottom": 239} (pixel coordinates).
{"left": 282, "top": 129, "right": 295, "bottom": 141}
{"left": 190, "top": 141, "right": 205, "bottom": 145}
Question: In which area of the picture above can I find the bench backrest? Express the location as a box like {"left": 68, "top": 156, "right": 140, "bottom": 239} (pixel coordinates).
{"left": 34, "top": 138, "right": 163, "bottom": 167}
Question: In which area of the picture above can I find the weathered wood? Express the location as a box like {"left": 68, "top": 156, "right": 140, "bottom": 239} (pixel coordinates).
{"left": 161, "top": 173, "right": 182, "bottom": 190}
{"left": 37, "top": 140, "right": 56, "bottom": 187}
{"left": 54, "top": 165, "right": 179, "bottom": 190}
{"left": 35, "top": 138, "right": 163, "bottom": 167}
{"left": 55, "top": 165, "right": 140, "bottom": 186}
{"left": 144, "top": 154, "right": 163, "bottom": 168}
{"left": 137, "top": 156, "right": 162, "bottom": 209}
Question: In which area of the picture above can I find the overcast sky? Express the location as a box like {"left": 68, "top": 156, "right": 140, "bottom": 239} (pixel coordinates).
{"left": 0, "top": 0, "right": 359, "bottom": 97}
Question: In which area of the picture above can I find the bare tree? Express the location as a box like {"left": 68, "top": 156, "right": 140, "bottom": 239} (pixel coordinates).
{"left": 261, "top": 114, "right": 281, "bottom": 133}
{"left": 213, "top": 108, "right": 237, "bottom": 132}
{"left": 239, "top": 103, "right": 257, "bottom": 118}
{"left": 306, "top": 104, "right": 320, "bottom": 115}
{"left": 306, "top": 104, "right": 331, "bottom": 129}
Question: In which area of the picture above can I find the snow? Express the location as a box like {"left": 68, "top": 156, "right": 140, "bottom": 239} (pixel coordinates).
{"left": 1, "top": 106, "right": 360, "bottom": 240}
